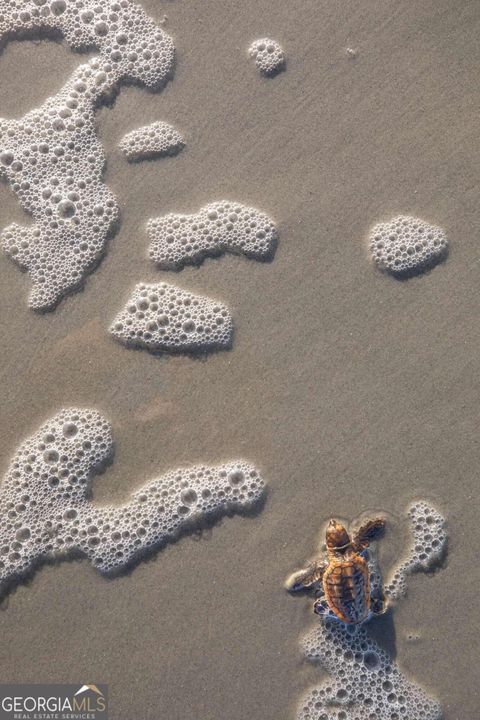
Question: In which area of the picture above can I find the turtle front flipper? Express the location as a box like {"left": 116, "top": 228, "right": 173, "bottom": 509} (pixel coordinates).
{"left": 285, "top": 561, "right": 326, "bottom": 593}
{"left": 352, "top": 517, "right": 386, "bottom": 552}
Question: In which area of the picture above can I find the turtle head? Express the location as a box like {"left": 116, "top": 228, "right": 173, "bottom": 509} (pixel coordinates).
{"left": 326, "top": 519, "right": 351, "bottom": 552}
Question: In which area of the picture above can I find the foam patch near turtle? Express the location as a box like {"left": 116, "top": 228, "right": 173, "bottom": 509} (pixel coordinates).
{"left": 110, "top": 282, "right": 233, "bottom": 353}
{"left": 0, "top": 408, "right": 265, "bottom": 594}
{"left": 0, "top": 0, "right": 174, "bottom": 310}
{"left": 119, "top": 121, "right": 184, "bottom": 161}
{"left": 248, "top": 38, "right": 285, "bottom": 76}
{"left": 297, "top": 618, "right": 442, "bottom": 720}
{"left": 147, "top": 200, "right": 278, "bottom": 269}
{"left": 369, "top": 216, "right": 448, "bottom": 276}
{"left": 385, "top": 501, "right": 447, "bottom": 601}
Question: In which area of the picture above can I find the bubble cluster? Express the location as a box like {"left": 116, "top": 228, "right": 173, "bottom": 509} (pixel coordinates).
{"left": 297, "top": 618, "right": 442, "bottom": 720}
{"left": 0, "top": 0, "right": 174, "bottom": 309}
{"left": 119, "top": 120, "right": 184, "bottom": 161}
{"left": 369, "top": 216, "right": 448, "bottom": 276}
{"left": 147, "top": 201, "right": 278, "bottom": 270}
{"left": 385, "top": 502, "right": 446, "bottom": 601}
{"left": 110, "top": 282, "right": 233, "bottom": 353}
{"left": 0, "top": 408, "right": 265, "bottom": 591}
{"left": 248, "top": 38, "right": 285, "bottom": 76}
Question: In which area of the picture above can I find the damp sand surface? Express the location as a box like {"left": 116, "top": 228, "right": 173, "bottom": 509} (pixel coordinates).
{"left": 0, "top": 1, "right": 479, "bottom": 718}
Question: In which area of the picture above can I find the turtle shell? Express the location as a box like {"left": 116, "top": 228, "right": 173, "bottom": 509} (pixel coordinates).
{"left": 322, "top": 553, "right": 370, "bottom": 624}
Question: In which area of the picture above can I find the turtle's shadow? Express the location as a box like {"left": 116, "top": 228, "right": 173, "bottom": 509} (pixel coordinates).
{"left": 367, "top": 608, "right": 397, "bottom": 659}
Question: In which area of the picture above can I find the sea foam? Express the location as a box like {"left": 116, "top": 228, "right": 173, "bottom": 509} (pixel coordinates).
{"left": 0, "top": 0, "right": 174, "bottom": 309}
{"left": 385, "top": 501, "right": 447, "bottom": 601}
{"left": 369, "top": 216, "right": 448, "bottom": 276}
{"left": 0, "top": 408, "right": 265, "bottom": 593}
{"left": 297, "top": 619, "right": 442, "bottom": 720}
{"left": 119, "top": 120, "right": 184, "bottom": 161}
{"left": 248, "top": 38, "right": 285, "bottom": 76}
{"left": 147, "top": 201, "right": 278, "bottom": 270}
{"left": 110, "top": 282, "right": 233, "bottom": 353}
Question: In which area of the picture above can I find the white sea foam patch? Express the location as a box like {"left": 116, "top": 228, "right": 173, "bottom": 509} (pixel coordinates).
{"left": 385, "top": 501, "right": 447, "bottom": 601}
{"left": 119, "top": 120, "right": 184, "bottom": 161}
{"left": 297, "top": 619, "right": 442, "bottom": 720}
{"left": 110, "top": 282, "right": 233, "bottom": 353}
{"left": 248, "top": 38, "right": 285, "bottom": 76}
{"left": 369, "top": 216, "right": 448, "bottom": 276}
{"left": 0, "top": 0, "right": 174, "bottom": 310}
{"left": 147, "top": 200, "right": 278, "bottom": 270}
{"left": 0, "top": 409, "right": 265, "bottom": 592}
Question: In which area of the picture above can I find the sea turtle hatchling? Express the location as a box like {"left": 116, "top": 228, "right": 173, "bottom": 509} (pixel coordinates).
{"left": 286, "top": 517, "right": 387, "bottom": 625}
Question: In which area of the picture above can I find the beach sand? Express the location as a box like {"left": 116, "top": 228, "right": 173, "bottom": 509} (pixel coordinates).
{"left": 0, "top": 0, "right": 479, "bottom": 717}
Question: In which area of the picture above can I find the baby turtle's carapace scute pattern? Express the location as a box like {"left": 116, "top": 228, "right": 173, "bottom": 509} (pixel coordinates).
{"left": 321, "top": 549, "right": 370, "bottom": 624}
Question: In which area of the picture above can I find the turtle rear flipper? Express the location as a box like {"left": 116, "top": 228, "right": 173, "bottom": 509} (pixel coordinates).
{"left": 352, "top": 517, "right": 386, "bottom": 551}
{"left": 370, "top": 585, "right": 388, "bottom": 615}
{"left": 313, "top": 597, "right": 335, "bottom": 619}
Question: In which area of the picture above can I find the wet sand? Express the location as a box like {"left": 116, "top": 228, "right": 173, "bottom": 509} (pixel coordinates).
{"left": 0, "top": 0, "right": 479, "bottom": 717}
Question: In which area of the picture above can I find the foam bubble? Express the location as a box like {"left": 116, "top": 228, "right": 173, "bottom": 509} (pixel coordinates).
{"left": 0, "top": 0, "right": 174, "bottom": 309}
{"left": 385, "top": 501, "right": 447, "bottom": 601}
{"left": 248, "top": 38, "right": 285, "bottom": 76}
{"left": 110, "top": 282, "right": 233, "bottom": 353}
{"left": 119, "top": 120, "right": 184, "bottom": 161}
{"left": 0, "top": 408, "right": 265, "bottom": 592}
{"left": 369, "top": 216, "right": 448, "bottom": 276}
{"left": 147, "top": 200, "right": 278, "bottom": 270}
{"left": 298, "top": 618, "right": 442, "bottom": 720}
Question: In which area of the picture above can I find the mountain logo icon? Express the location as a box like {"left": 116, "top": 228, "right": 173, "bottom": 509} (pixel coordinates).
{"left": 74, "top": 685, "right": 105, "bottom": 697}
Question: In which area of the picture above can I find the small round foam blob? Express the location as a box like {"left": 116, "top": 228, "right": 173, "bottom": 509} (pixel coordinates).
{"left": 248, "top": 38, "right": 285, "bottom": 76}
{"left": 110, "top": 282, "right": 233, "bottom": 353}
{"left": 369, "top": 216, "right": 448, "bottom": 276}
{"left": 119, "top": 121, "right": 184, "bottom": 161}
{"left": 0, "top": 0, "right": 175, "bottom": 310}
{"left": 0, "top": 408, "right": 265, "bottom": 593}
{"left": 147, "top": 200, "right": 278, "bottom": 269}
{"left": 298, "top": 618, "right": 442, "bottom": 720}
{"left": 385, "top": 501, "right": 447, "bottom": 601}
